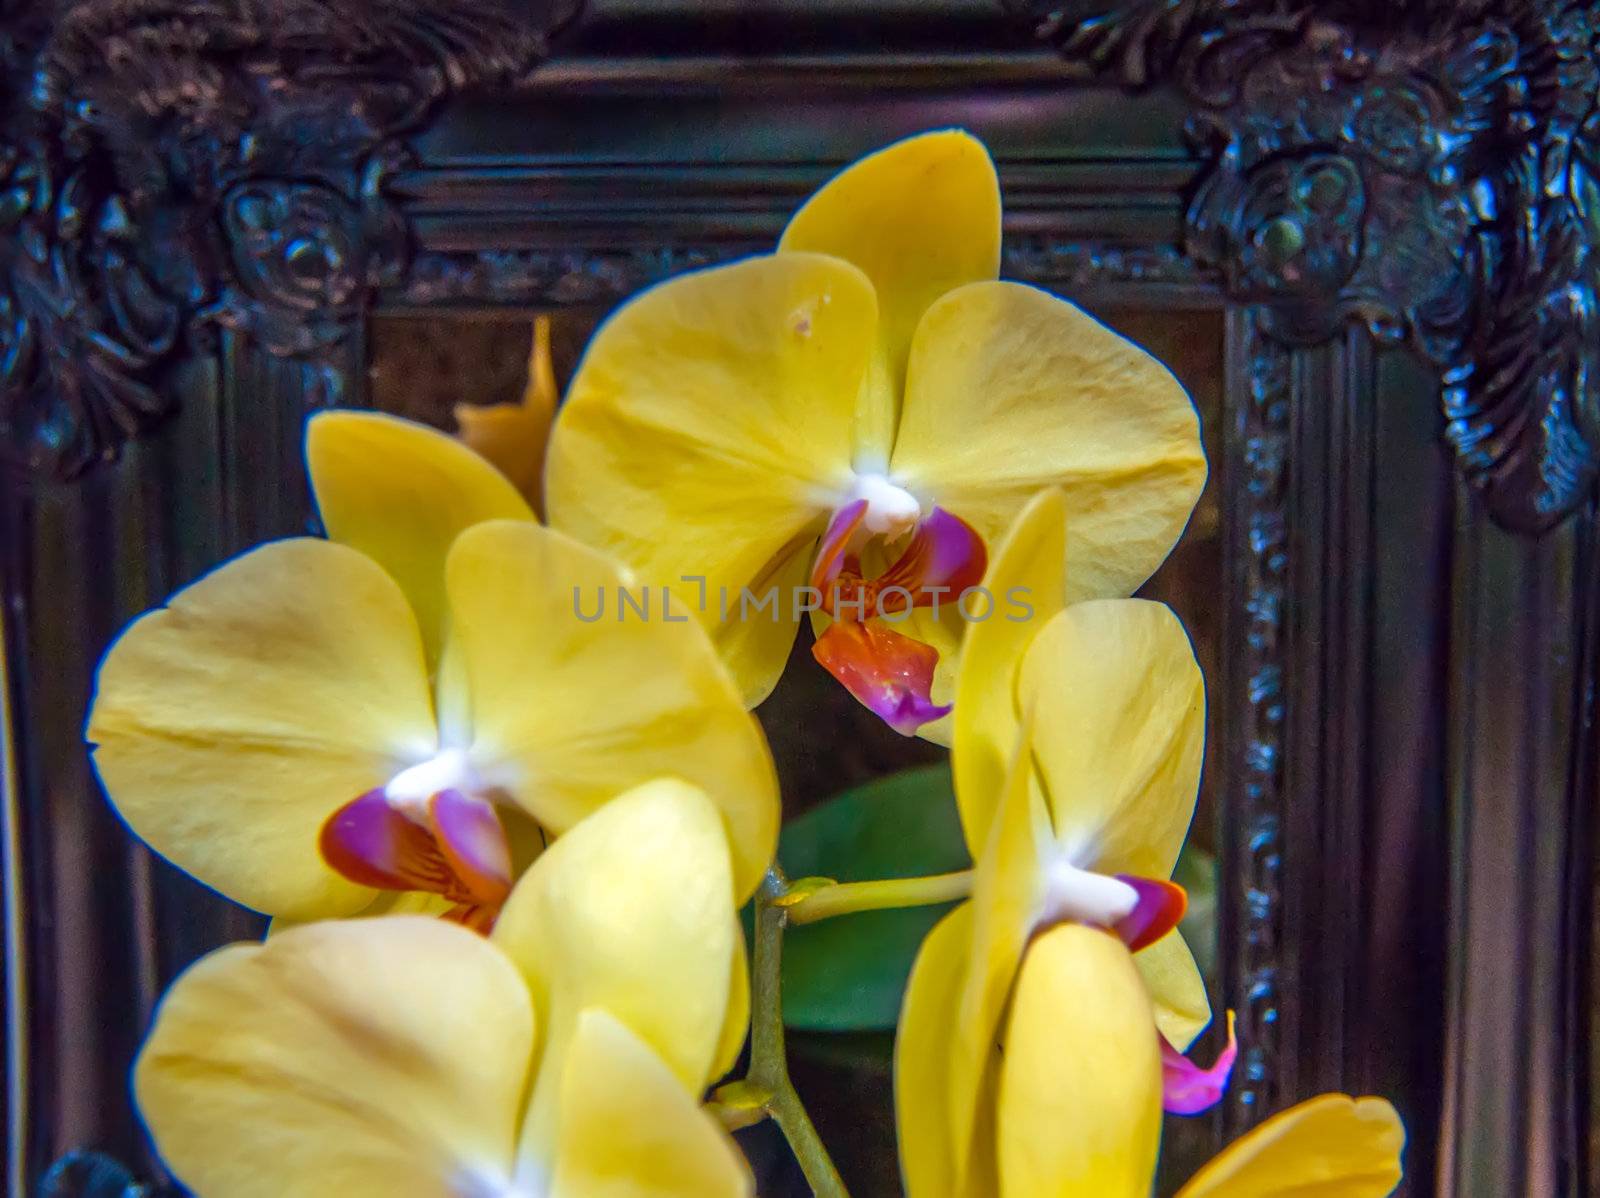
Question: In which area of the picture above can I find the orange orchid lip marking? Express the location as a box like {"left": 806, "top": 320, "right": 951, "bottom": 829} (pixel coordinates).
{"left": 808, "top": 497, "right": 987, "bottom": 735}
{"left": 1113, "top": 875, "right": 1188, "bottom": 952}
{"left": 812, "top": 619, "right": 949, "bottom": 736}
{"left": 320, "top": 787, "right": 513, "bottom": 931}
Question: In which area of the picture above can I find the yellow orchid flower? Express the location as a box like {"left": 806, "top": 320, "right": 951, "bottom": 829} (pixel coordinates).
{"left": 546, "top": 129, "right": 1206, "bottom": 735}
{"left": 940, "top": 487, "right": 1216, "bottom": 1060}
{"left": 899, "top": 670, "right": 1229, "bottom": 1197}
{"left": 134, "top": 779, "right": 755, "bottom": 1198}
{"left": 900, "top": 894, "right": 1405, "bottom": 1195}
{"left": 455, "top": 314, "right": 560, "bottom": 514}
{"left": 86, "top": 411, "right": 779, "bottom": 926}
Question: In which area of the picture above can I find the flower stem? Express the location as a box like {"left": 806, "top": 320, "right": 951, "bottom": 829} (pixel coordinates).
{"left": 747, "top": 868, "right": 850, "bottom": 1198}
{"left": 782, "top": 870, "right": 973, "bottom": 925}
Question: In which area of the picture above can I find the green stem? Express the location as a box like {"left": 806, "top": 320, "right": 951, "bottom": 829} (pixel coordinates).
{"left": 748, "top": 868, "right": 850, "bottom": 1198}
{"left": 784, "top": 870, "right": 973, "bottom": 925}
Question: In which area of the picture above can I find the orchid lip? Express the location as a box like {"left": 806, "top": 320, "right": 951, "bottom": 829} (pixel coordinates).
{"left": 320, "top": 784, "right": 513, "bottom": 927}
{"left": 811, "top": 619, "right": 950, "bottom": 737}
{"left": 1162, "top": 1010, "right": 1239, "bottom": 1115}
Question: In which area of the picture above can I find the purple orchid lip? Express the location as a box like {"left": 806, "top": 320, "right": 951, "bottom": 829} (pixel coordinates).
{"left": 811, "top": 498, "right": 869, "bottom": 594}
{"left": 429, "top": 788, "right": 513, "bottom": 904}
{"left": 874, "top": 506, "right": 988, "bottom": 611}
{"left": 320, "top": 789, "right": 454, "bottom": 894}
{"left": 319, "top": 785, "right": 513, "bottom": 923}
{"left": 1114, "top": 875, "right": 1188, "bottom": 953}
{"left": 1161, "top": 1011, "right": 1239, "bottom": 1116}
{"left": 805, "top": 502, "right": 985, "bottom": 734}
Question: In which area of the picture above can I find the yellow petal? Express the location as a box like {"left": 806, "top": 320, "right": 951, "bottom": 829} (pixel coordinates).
{"left": 714, "top": 536, "right": 818, "bottom": 707}
{"left": 950, "top": 717, "right": 1052, "bottom": 1190}
{"left": 1018, "top": 598, "right": 1204, "bottom": 879}
{"left": 454, "top": 316, "right": 560, "bottom": 514}
{"left": 998, "top": 924, "right": 1162, "bottom": 1198}
{"left": 266, "top": 888, "right": 458, "bottom": 938}
{"left": 491, "top": 779, "right": 741, "bottom": 1161}
{"left": 446, "top": 520, "right": 779, "bottom": 897}
{"left": 1136, "top": 929, "right": 1212, "bottom": 1052}
{"left": 950, "top": 488, "right": 1068, "bottom": 849}
{"left": 546, "top": 253, "right": 877, "bottom": 704}
{"left": 86, "top": 538, "right": 437, "bottom": 919}
{"left": 551, "top": 1007, "right": 753, "bottom": 1198}
{"left": 1176, "top": 1094, "right": 1406, "bottom": 1198}
{"left": 780, "top": 130, "right": 1001, "bottom": 466}
{"left": 712, "top": 928, "right": 751, "bottom": 1082}
{"left": 891, "top": 281, "right": 1205, "bottom": 601}
{"left": 306, "top": 410, "right": 534, "bottom": 661}
{"left": 135, "top": 917, "right": 534, "bottom": 1198}
{"left": 895, "top": 903, "right": 975, "bottom": 1198}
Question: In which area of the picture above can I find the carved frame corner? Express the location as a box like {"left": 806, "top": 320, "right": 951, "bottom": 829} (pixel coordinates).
{"left": 1013, "top": 0, "right": 1600, "bottom": 535}
{"left": 0, "top": 0, "right": 578, "bottom": 481}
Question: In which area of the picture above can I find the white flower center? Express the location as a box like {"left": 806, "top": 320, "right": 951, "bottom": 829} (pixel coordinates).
{"left": 453, "top": 1165, "right": 538, "bottom": 1198}
{"left": 385, "top": 747, "right": 482, "bottom": 816}
{"left": 1037, "top": 855, "right": 1140, "bottom": 930}
{"left": 849, "top": 472, "right": 922, "bottom": 538}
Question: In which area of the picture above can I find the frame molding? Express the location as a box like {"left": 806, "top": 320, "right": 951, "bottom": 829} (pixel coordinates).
{"left": 2, "top": 3, "right": 1597, "bottom": 1196}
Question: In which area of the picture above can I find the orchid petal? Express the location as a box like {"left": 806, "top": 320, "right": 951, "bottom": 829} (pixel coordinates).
{"left": 949, "top": 715, "right": 1051, "bottom": 1191}
{"left": 454, "top": 315, "right": 561, "bottom": 513}
{"left": 896, "top": 904, "right": 981, "bottom": 1198}
{"left": 780, "top": 130, "right": 1000, "bottom": 466}
{"left": 306, "top": 411, "right": 533, "bottom": 662}
{"left": 811, "top": 619, "right": 950, "bottom": 736}
{"left": 546, "top": 253, "right": 876, "bottom": 705}
{"left": 86, "top": 538, "right": 437, "bottom": 920}
{"left": 492, "top": 780, "right": 741, "bottom": 1163}
{"left": 1163, "top": 1011, "right": 1238, "bottom": 1115}
{"left": 134, "top": 918, "right": 534, "bottom": 1198}
{"left": 1136, "top": 929, "right": 1214, "bottom": 1052}
{"left": 446, "top": 520, "right": 778, "bottom": 899}
{"left": 551, "top": 1008, "right": 752, "bottom": 1198}
{"left": 951, "top": 488, "right": 1068, "bottom": 850}
{"left": 891, "top": 280, "right": 1205, "bottom": 603}
{"left": 1175, "top": 1094, "right": 1406, "bottom": 1198}
{"left": 998, "top": 923, "right": 1163, "bottom": 1198}
{"left": 1018, "top": 598, "right": 1204, "bottom": 880}
{"left": 711, "top": 928, "right": 751, "bottom": 1082}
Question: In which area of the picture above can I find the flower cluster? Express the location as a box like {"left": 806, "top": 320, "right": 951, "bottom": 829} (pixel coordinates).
{"left": 86, "top": 132, "right": 1405, "bottom": 1197}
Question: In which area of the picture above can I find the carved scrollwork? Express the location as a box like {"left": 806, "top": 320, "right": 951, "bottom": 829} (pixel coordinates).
{"left": 218, "top": 167, "right": 409, "bottom": 358}
{"left": 0, "top": 0, "right": 577, "bottom": 478}
{"left": 1016, "top": 0, "right": 1600, "bottom": 533}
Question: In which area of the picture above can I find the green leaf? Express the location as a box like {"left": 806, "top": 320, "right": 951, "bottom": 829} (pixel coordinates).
{"left": 778, "top": 764, "right": 971, "bottom": 1031}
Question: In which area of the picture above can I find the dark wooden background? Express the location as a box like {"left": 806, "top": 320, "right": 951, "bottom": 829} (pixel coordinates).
{"left": 3, "top": 2, "right": 1598, "bottom": 1195}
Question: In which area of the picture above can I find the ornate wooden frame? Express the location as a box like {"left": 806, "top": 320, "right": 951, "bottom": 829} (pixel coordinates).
{"left": 2, "top": 2, "right": 1597, "bottom": 1194}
